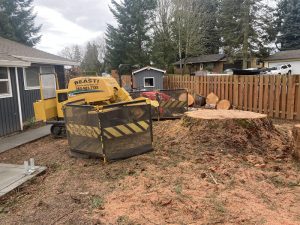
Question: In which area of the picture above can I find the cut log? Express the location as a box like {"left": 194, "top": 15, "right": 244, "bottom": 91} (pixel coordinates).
{"left": 179, "top": 93, "right": 195, "bottom": 106}
{"left": 206, "top": 93, "right": 219, "bottom": 105}
{"left": 194, "top": 95, "right": 206, "bottom": 107}
{"left": 292, "top": 124, "right": 300, "bottom": 160}
{"left": 217, "top": 100, "right": 231, "bottom": 110}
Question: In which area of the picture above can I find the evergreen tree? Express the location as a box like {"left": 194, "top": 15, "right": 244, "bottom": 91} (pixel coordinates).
{"left": 81, "top": 42, "right": 102, "bottom": 73}
{"left": 218, "top": 0, "right": 274, "bottom": 68}
{"left": 275, "top": 0, "right": 300, "bottom": 50}
{"left": 105, "top": 0, "right": 157, "bottom": 69}
{"left": 190, "top": 0, "right": 220, "bottom": 55}
{"left": 73, "top": 45, "right": 82, "bottom": 63}
{"left": 0, "top": 0, "right": 41, "bottom": 46}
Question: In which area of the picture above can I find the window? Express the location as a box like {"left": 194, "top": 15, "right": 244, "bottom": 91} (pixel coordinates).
{"left": 40, "top": 74, "right": 57, "bottom": 99}
{"left": 0, "top": 67, "right": 12, "bottom": 98}
{"left": 144, "top": 77, "right": 155, "bottom": 87}
{"left": 24, "top": 67, "right": 40, "bottom": 90}
{"left": 40, "top": 66, "right": 55, "bottom": 74}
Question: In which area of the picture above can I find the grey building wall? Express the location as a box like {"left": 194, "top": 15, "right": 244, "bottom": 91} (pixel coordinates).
{"left": 17, "top": 67, "right": 41, "bottom": 122}
{"left": 0, "top": 68, "right": 21, "bottom": 136}
{"left": 55, "top": 65, "right": 66, "bottom": 89}
{"left": 133, "top": 70, "right": 164, "bottom": 91}
{"left": 18, "top": 65, "right": 65, "bottom": 122}
{"left": 0, "top": 64, "right": 66, "bottom": 136}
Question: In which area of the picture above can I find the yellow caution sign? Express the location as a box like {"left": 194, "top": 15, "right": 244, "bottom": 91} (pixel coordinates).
{"left": 66, "top": 124, "right": 101, "bottom": 138}
{"left": 103, "top": 120, "right": 150, "bottom": 139}
{"left": 66, "top": 120, "right": 150, "bottom": 139}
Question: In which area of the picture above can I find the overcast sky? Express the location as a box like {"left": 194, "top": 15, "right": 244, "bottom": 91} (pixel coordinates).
{"left": 33, "top": 0, "right": 277, "bottom": 55}
{"left": 33, "top": 0, "right": 117, "bottom": 54}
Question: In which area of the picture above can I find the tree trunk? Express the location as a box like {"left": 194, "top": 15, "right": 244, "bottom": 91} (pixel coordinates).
{"left": 242, "top": 0, "right": 250, "bottom": 69}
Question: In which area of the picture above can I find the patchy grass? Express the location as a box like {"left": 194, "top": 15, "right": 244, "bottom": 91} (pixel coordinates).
{"left": 91, "top": 196, "right": 105, "bottom": 209}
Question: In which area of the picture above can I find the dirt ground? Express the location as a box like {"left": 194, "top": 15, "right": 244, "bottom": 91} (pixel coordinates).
{"left": 0, "top": 118, "right": 300, "bottom": 225}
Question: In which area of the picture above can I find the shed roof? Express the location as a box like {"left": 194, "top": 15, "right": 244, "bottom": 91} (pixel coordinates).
{"left": 265, "top": 49, "right": 300, "bottom": 61}
{"left": 132, "top": 66, "right": 166, "bottom": 75}
{"left": 174, "top": 54, "right": 226, "bottom": 65}
{"left": 0, "top": 37, "right": 78, "bottom": 66}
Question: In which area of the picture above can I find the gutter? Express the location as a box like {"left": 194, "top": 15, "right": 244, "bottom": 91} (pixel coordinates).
{"left": 12, "top": 55, "right": 79, "bottom": 66}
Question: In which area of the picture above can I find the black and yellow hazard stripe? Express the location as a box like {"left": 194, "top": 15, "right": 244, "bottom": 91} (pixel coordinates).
{"left": 66, "top": 124, "right": 101, "bottom": 138}
{"left": 103, "top": 120, "right": 150, "bottom": 139}
{"left": 160, "top": 100, "right": 187, "bottom": 109}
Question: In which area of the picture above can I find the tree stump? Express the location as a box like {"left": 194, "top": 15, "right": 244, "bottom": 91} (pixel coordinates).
{"left": 181, "top": 109, "right": 290, "bottom": 155}
{"left": 292, "top": 125, "right": 300, "bottom": 160}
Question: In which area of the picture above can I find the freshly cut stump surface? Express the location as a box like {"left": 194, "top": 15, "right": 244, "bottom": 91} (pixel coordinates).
{"left": 185, "top": 109, "right": 266, "bottom": 120}
{"left": 182, "top": 109, "right": 290, "bottom": 156}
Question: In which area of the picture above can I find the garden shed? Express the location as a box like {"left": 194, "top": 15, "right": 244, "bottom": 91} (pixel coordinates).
{"left": 132, "top": 66, "right": 166, "bottom": 91}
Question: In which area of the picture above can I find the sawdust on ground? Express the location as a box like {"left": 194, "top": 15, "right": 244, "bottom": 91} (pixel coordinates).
{"left": 0, "top": 119, "right": 299, "bottom": 225}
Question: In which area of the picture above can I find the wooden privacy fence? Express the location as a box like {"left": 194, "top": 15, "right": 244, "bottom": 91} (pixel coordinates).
{"left": 164, "top": 75, "right": 300, "bottom": 120}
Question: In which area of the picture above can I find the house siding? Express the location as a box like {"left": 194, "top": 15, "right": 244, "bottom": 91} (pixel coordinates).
{"left": 17, "top": 67, "right": 41, "bottom": 122}
{"left": 55, "top": 65, "right": 66, "bottom": 89}
{"left": 0, "top": 64, "right": 66, "bottom": 136}
{"left": 0, "top": 68, "right": 21, "bottom": 136}
{"left": 133, "top": 70, "right": 164, "bottom": 91}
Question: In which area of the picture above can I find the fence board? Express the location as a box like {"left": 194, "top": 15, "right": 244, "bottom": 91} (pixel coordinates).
{"left": 229, "top": 76, "right": 233, "bottom": 104}
{"left": 238, "top": 76, "right": 244, "bottom": 109}
{"left": 281, "top": 76, "right": 287, "bottom": 119}
{"left": 248, "top": 76, "right": 253, "bottom": 111}
{"left": 287, "top": 76, "right": 296, "bottom": 119}
{"left": 269, "top": 76, "right": 275, "bottom": 117}
{"left": 275, "top": 76, "right": 281, "bottom": 117}
{"left": 234, "top": 76, "right": 239, "bottom": 108}
{"left": 218, "top": 76, "right": 221, "bottom": 99}
{"left": 296, "top": 76, "right": 300, "bottom": 120}
{"left": 225, "top": 76, "right": 229, "bottom": 100}
{"left": 263, "top": 76, "right": 269, "bottom": 115}
{"left": 244, "top": 76, "right": 248, "bottom": 111}
{"left": 258, "top": 76, "right": 264, "bottom": 113}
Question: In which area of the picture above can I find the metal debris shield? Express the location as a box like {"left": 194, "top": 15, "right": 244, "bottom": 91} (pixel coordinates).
{"left": 64, "top": 100, "right": 153, "bottom": 161}
{"left": 129, "top": 89, "right": 188, "bottom": 119}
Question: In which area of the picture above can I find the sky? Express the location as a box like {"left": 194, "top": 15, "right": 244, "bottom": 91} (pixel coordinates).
{"left": 33, "top": 0, "right": 277, "bottom": 55}
{"left": 33, "top": 0, "right": 118, "bottom": 54}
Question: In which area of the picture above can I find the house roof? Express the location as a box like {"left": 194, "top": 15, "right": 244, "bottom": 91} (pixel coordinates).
{"left": 174, "top": 54, "right": 226, "bottom": 65}
{"left": 132, "top": 66, "right": 166, "bottom": 75}
{"left": 0, "top": 37, "right": 78, "bottom": 66}
{"left": 265, "top": 49, "right": 300, "bottom": 61}
{"left": 0, "top": 53, "right": 31, "bottom": 67}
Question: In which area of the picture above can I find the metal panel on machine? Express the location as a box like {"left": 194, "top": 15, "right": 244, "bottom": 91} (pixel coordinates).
{"left": 63, "top": 100, "right": 153, "bottom": 161}
{"left": 99, "top": 102, "right": 153, "bottom": 161}
{"left": 129, "top": 89, "right": 188, "bottom": 119}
